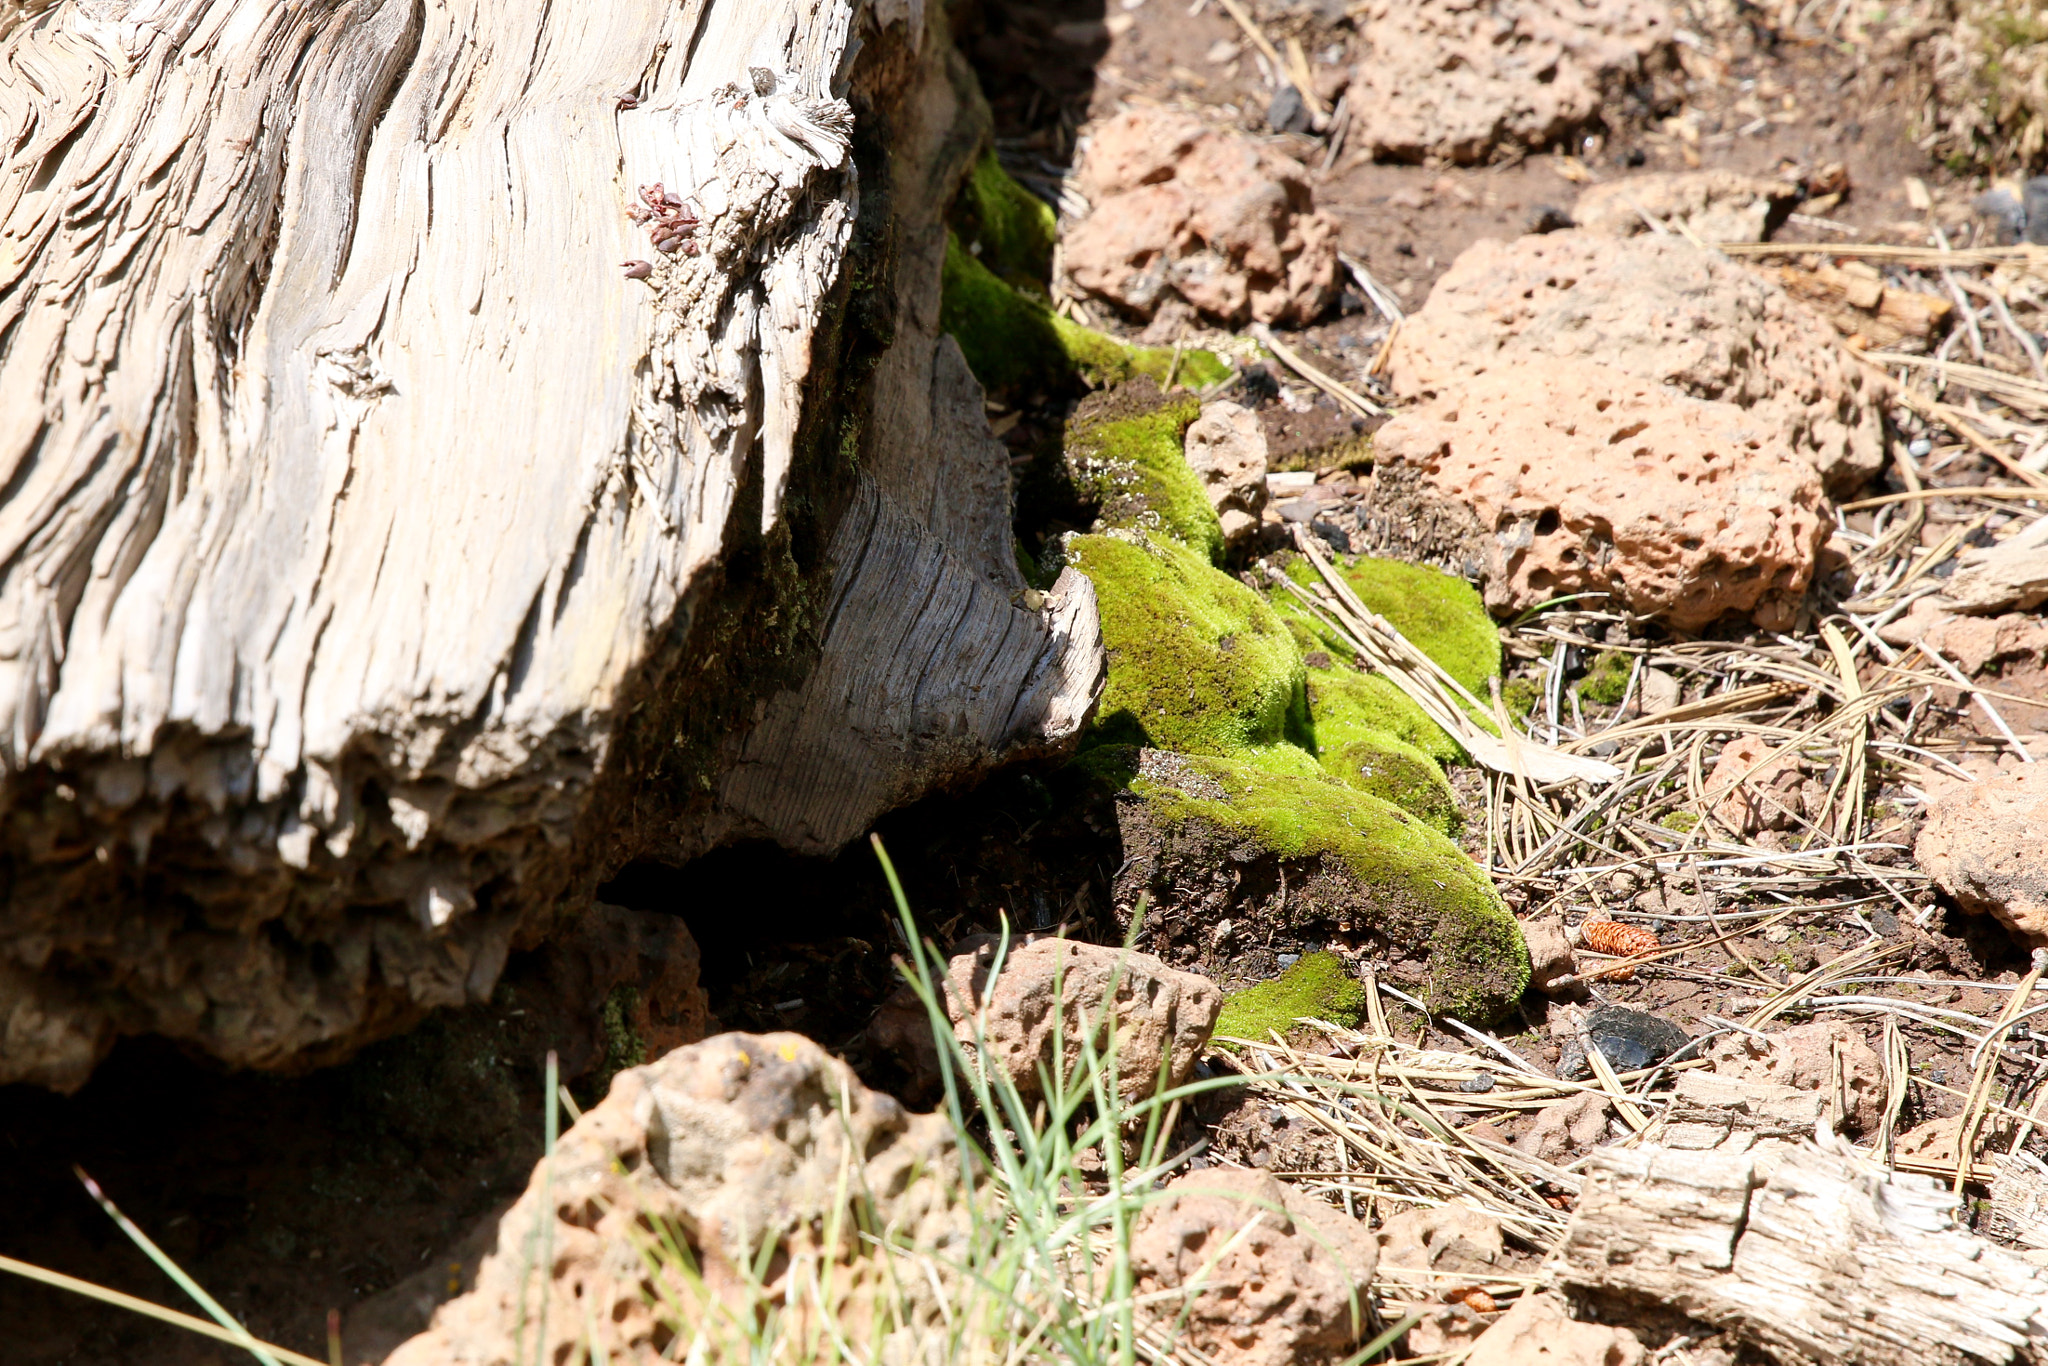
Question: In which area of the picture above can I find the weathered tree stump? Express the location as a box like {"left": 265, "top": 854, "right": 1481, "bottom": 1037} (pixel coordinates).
{"left": 0, "top": 0, "right": 1100, "bottom": 1088}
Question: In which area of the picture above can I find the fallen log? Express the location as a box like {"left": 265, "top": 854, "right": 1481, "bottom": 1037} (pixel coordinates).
{"left": 0, "top": 0, "right": 1100, "bottom": 1088}
{"left": 1561, "top": 1141, "right": 2048, "bottom": 1366}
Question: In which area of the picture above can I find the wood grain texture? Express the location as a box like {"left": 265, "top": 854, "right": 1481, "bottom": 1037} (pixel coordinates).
{"left": 0, "top": 0, "right": 1100, "bottom": 1086}
{"left": 1562, "top": 1142, "right": 2048, "bottom": 1365}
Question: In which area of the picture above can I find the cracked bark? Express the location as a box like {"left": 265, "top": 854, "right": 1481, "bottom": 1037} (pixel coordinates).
{"left": 0, "top": 0, "right": 1100, "bottom": 1088}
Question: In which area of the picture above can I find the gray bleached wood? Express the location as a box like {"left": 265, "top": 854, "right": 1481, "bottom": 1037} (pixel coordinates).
{"left": 1561, "top": 1142, "right": 2048, "bottom": 1365}
{"left": 0, "top": 0, "right": 1099, "bottom": 1087}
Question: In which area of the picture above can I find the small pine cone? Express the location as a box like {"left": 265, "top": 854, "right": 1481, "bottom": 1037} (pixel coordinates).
{"left": 1581, "top": 920, "right": 1661, "bottom": 975}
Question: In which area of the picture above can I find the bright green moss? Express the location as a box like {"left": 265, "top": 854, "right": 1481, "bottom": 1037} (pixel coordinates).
{"left": 1069, "top": 534, "right": 1310, "bottom": 759}
{"left": 940, "top": 235, "right": 1229, "bottom": 398}
{"left": 1305, "top": 557, "right": 1500, "bottom": 696}
{"left": 1319, "top": 733, "right": 1460, "bottom": 834}
{"left": 1499, "top": 676, "right": 1543, "bottom": 721}
{"left": 951, "top": 150, "right": 1058, "bottom": 285}
{"left": 1576, "top": 650, "right": 1634, "bottom": 707}
{"left": 1658, "top": 809, "right": 1701, "bottom": 833}
{"left": 1129, "top": 751, "right": 1529, "bottom": 1022}
{"left": 1305, "top": 665, "right": 1465, "bottom": 767}
{"left": 1269, "top": 557, "right": 1499, "bottom": 833}
{"left": 1215, "top": 952, "right": 1368, "bottom": 1044}
{"left": 1067, "top": 394, "right": 1224, "bottom": 564}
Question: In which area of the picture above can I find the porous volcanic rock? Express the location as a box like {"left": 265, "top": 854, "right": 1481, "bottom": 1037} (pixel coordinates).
{"left": 1572, "top": 170, "right": 1799, "bottom": 241}
{"left": 1371, "top": 358, "right": 1827, "bottom": 629}
{"left": 1128, "top": 1167, "right": 1378, "bottom": 1366}
{"left": 385, "top": 1033, "right": 967, "bottom": 1366}
{"left": 1917, "top": 768, "right": 2048, "bottom": 942}
{"left": 1345, "top": 0, "right": 1677, "bottom": 165}
{"left": 868, "top": 934, "right": 1223, "bottom": 1104}
{"left": 1463, "top": 1290, "right": 1645, "bottom": 1366}
{"left": 1707, "top": 1020, "right": 1885, "bottom": 1134}
{"left": 1377, "top": 1201, "right": 1505, "bottom": 1277}
{"left": 1062, "top": 108, "right": 1339, "bottom": 325}
{"left": 1183, "top": 400, "right": 1271, "bottom": 548}
{"left": 1384, "top": 231, "right": 1888, "bottom": 492}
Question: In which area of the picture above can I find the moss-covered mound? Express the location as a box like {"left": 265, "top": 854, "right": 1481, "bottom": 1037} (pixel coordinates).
{"left": 1086, "top": 747, "right": 1529, "bottom": 1024}
{"left": 940, "top": 236, "right": 1229, "bottom": 399}
{"left": 1268, "top": 555, "right": 1500, "bottom": 829}
{"left": 1064, "top": 381, "right": 1224, "bottom": 565}
{"left": 949, "top": 149, "right": 1058, "bottom": 286}
{"left": 1214, "top": 952, "right": 1368, "bottom": 1044}
{"left": 1068, "top": 534, "right": 1310, "bottom": 762}
{"left": 1317, "top": 733, "right": 1459, "bottom": 835}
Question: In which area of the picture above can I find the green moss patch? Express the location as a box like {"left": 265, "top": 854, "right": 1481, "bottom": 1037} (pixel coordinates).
{"left": 1319, "top": 734, "right": 1459, "bottom": 834}
{"left": 949, "top": 150, "right": 1058, "bottom": 286}
{"left": 1065, "top": 382, "right": 1224, "bottom": 563}
{"left": 1576, "top": 650, "right": 1634, "bottom": 707}
{"left": 1069, "top": 534, "right": 1309, "bottom": 759}
{"left": 1111, "top": 750, "right": 1529, "bottom": 1023}
{"left": 1215, "top": 952, "right": 1368, "bottom": 1044}
{"left": 940, "top": 234, "right": 1229, "bottom": 399}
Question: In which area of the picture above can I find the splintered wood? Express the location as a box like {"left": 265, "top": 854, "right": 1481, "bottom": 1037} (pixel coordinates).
{"left": 1563, "top": 1144, "right": 2048, "bottom": 1366}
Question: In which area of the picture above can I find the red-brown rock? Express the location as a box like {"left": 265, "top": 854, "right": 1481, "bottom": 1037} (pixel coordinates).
{"left": 1385, "top": 231, "right": 1888, "bottom": 493}
{"left": 1918, "top": 768, "right": 2048, "bottom": 942}
{"left": 1372, "top": 357, "right": 1827, "bottom": 629}
{"left": 1345, "top": 0, "right": 1676, "bottom": 165}
{"left": 1129, "top": 1167, "right": 1378, "bottom": 1366}
{"left": 1063, "top": 108, "right": 1338, "bottom": 325}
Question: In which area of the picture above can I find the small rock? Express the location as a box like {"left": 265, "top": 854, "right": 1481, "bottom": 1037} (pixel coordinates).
{"left": 1523, "top": 914, "right": 1580, "bottom": 996}
{"left": 1917, "top": 768, "right": 2048, "bottom": 942}
{"left": 1130, "top": 1168, "right": 1378, "bottom": 1366}
{"left": 1527, "top": 204, "right": 1576, "bottom": 233}
{"left": 1705, "top": 1021, "right": 1884, "bottom": 1134}
{"left": 1558, "top": 1006, "right": 1693, "bottom": 1079}
{"left": 1704, "top": 737, "right": 1802, "bottom": 835}
{"left": 1463, "top": 1290, "right": 1646, "bottom": 1366}
{"left": 1404, "top": 1304, "right": 1490, "bottom": 1357}
{"left": 2028, "top": 177, "right": 2048, "bottom": 246}
{"left": 1267, "top": 83, "right": 1312, "bottom": 135}
{"left": 1516, "top": 1090, "right": 1613, "bottom": 1161}
{"left": 1063, "top": 108, "right": 1339, "bottom": 326}
{"left": 383, "top": 1034, "right": 964, "bottom": 1366}
{"left": 1384, "top": 231, "right": 1888, "bottom": 493}
{"left": 1372, "top": 358, "right": 1825, "bottom": 630}
{"left": 1184, "top": 400, "right": 1271, "bottom": 548}
{"left": 1674, "top": 1069, "right": 1827, "bottom": 1135}
{"left": 1344, "top": 0, "right": 1676, "bottom": 165}
{"left": 1638, "top": 666, "right": 1682, "bottom": 713}
{"left": 1573, "top": 170, "right": 1799, "bottom": 243}
{"left": 1378, "top": 1200, "right": 1504, "bottom": 1276}
{"left": 1234, "top": 362, "right": 1282, "bottom": 405}
{"left": 1460, "top": 1070, "right": 1497, "bottom": 1093}
{"left": 1979, "top": 185, "right": 2028, "bottom": 243}
{"left": 869, "top": 935, "right": 1222, "bottom": 1103}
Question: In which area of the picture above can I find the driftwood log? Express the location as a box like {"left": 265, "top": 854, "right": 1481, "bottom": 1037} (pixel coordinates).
{"left": 0, "top": 0, "right": 1101, "bottom": 1088}
{"left": 1561, "top": 1141, "right": 2048, "bottom": 1366}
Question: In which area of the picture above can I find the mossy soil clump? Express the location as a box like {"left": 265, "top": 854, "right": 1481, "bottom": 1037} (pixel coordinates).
{"left": 1214, "top": 952, "right": 1368, "bottom": 1044}
{"left": 1270, "top": 554, "right": 1500, "bottom": 830}
{"left": 1084, "top": 747, "right": 1530, "bottom": 1024}
{"left": 1066, "top": 533, "right": 1310, "bottom": 762}
{"left": 939, "top": 156, "right": 1230, "bottom": 404}
{"left": 1064, "top": 383, "right": 1225, "bottom": 564}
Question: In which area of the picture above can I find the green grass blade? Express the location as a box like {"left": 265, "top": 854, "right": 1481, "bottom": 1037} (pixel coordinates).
{"left": 75, "top": 1167, "right": 286, "bottom": 1366}
{"left": 0, "top": 1253, "right": 325, "bottom": 1366}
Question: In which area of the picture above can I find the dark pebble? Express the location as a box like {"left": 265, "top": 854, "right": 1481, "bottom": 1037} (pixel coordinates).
{"left": 1267, "top": 83, "right": 1312, "bottom": 135}
{"left": 1583, "top": 1006, "right": 1692, "bottom": 1073}
{"left": 1459, "top": 1071, "right": 1496, "bottom": 1093}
